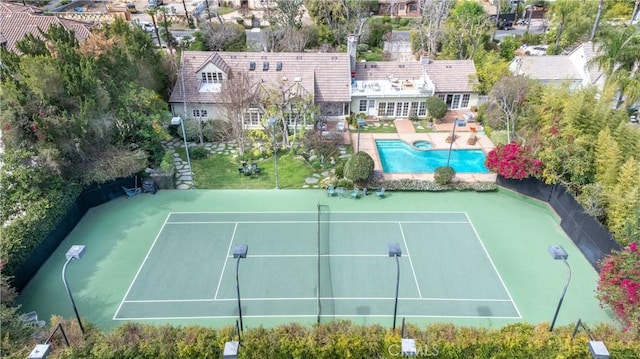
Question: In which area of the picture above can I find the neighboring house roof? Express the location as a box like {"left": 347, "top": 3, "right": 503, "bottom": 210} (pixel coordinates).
{"left": 0, "top": 4, "right": 91, "bottom": 53}
{"left": 0, "top": 2, "right": 41, "bottom": 14}
{"left": 354, "top": 59, "right": 477, "bottom": 93}
{"left": 422, "top": 60, "right": 478, "bottom": 93}
{"left": 568, "top": 41, "right": 605, "bottom": 86}
{"left": 510, "top": 55, "right": 582, "bottom": 82}
{"left": 509, "top": 42, "right": 606, "bottom": 88}
{"left": 170, "top": 51, "right": 351, "bottom": 105}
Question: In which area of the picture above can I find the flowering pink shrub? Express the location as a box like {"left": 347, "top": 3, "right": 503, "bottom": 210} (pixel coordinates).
{"left": 485, "top": 143, "right": 543, "bottom": 179}
{"left": 597, "top": 242, "right": 640, "bottom": 332}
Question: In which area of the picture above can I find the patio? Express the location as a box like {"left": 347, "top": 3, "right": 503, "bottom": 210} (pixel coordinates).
{"left": 344, "top": 111, "right": 496, "bottom": 183}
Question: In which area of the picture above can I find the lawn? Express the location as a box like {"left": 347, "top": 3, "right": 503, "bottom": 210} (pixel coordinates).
{"left": 177, "top": 148, "right": 335, "bottom": 189}
{"left": 357, "top": 121, "right": 398, "bottom": 133}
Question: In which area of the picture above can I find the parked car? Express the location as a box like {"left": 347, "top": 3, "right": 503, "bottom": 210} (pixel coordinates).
{"left": 148, "top": 0, "right": 163, "bottom": 9}
{"left": 497, "top": 19, "right": 514, "bottom": 30}
{"left": 137, "top": 21, "right": 155, "bottom": 32}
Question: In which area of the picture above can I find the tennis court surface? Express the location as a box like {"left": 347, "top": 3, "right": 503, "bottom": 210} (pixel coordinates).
{"left": 18, "top": 189, "right": 614, "bottom": 330}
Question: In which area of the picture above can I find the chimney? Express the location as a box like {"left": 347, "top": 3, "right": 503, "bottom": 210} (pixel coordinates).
{"left": 420, "top": 53, "right": 431, "bottom": 66}
{"left": 347, "top": 35, "right": 358, "bottom": 74}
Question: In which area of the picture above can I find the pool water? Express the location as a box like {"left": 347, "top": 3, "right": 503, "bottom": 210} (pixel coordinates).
{"left": 376, "top": 140, "right": 490, "bottom": 173}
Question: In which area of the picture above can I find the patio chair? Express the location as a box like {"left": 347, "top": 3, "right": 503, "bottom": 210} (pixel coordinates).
{"left": 327, "top": 184, "right": 336, "bottom": 197}
{"left": 375, "top": 187, "right": 385, "bottom": 199}
{"left": 336, "top": 187, "right": 345, "bottom": 198}
{"left": 337, "top": 121, "right": 345, "bottom": 132}
{"left": 19, "top": 311, "right": 46, "bottom": 328}
{"left": 121, "top": 186, "right": 141, "bottom": 198}
{"left": 350, "top": 187, "right": 359, "bottom": 199}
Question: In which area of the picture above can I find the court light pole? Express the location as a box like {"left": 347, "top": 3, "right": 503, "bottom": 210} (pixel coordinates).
{"left": 445, "top": 120, "right": 459, "bottom": 168}
{"left": 233, "top": 244, "right": 248, "bottom": 332}
{"left": 356, "top": 118, "right": 366, "bottom": 152}
{"left": 171, "top": 116, "right": 195, "bottom": 189}
{"left": 388, "top": 243, "right": 402, "bottom": 331}
{"left": 267, "top": 117, "right": 279, "bottom": 190}
{"left": 62, "top": 245, "right": 86, "bottom": 334}
{"left": 548, "top": 245, "right": 571, "bottom": 332}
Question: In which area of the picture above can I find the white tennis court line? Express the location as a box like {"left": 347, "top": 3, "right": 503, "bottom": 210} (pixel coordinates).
{"left": 464, "top": 212, "right": 522, "bottom": 319}
{"left": 114, "top": 314, "right": 521, "bottom": 321}
{"left": 166, "top": 220, "right": 470, "bottom": 224}
{"left": 213, "top": 222, "right": 238, "bottom": 300}
{"left": 398, "top": 223, "right": 423, "bottom": 299}
{"left": 112, "top": 213, "right": 171, "bottom": 320}
{"left": 229, "top": 254, "right": 391, "bottom": 258}
{"left": 169, "top": 210, "right": 469, "bottom": 214}
{"left": 122, "top": 296, "right": 514, "bottom": 303}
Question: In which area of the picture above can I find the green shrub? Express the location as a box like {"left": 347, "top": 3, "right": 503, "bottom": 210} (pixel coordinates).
{"left": 344, "top": 151, "right": 375, "bottom": 184}
{"left": 34, "top": 319, "right": 640, "bottom": 358}
{"left": 425, "top": 96, "right": 447, "bottom": 121}
{"left": 189, "top": 146, "right": 209, "bottom": 160}
{"left": 334, "top": 161, "right": 346, "bottom": 178}
{"left": 160, "top": 151, "right": 175, "bottom": 173}
{"left": 335, "top": 177, "right": 354, "bottom": 189}
{"left": 434, "top": 166, "right": 456, "bottom": 185}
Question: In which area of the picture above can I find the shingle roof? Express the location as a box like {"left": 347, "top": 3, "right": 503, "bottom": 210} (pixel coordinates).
{"left": 170, "top": 51, "right": 351, "bottom": 104}
{"left": 354, "top": 60, "right": 478, "bottom": 93}
{"left": 0, "top": 5, "right": 91, "bottom": 53}
{"left": 422, "top": 60, "right": 478, "bottom": 93}
{"left": 512, "top": 56, "right": 582, "bottom": 81}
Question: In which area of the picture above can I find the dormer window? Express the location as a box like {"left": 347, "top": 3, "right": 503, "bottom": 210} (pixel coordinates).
{"left": 249, "top": 62, "right": 256, "bottom": 71}
{"left": 201, "top": 72, "right": 224, "bottom": 84}
{"left": 263, "top": 62, "right": 269, "bottom": 71}
{"left": 276, "top": 62, "right": 283, "bottom": 71}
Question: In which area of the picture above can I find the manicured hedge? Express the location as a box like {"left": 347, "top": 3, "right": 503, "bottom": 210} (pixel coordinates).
{"left": 32, "top": 319, "right": 639, "bottom": 359}
{"left": 0, "top": 182, "right": 81, "bottom": 277}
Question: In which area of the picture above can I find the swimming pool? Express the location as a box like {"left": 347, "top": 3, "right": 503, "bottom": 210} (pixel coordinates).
{"left": 376, "top": 140, "right": 490, "bottom": 173}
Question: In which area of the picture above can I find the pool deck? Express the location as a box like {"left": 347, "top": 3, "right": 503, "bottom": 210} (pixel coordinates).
{"left": 351, "top": 118, "right": 497, "bottom": 183}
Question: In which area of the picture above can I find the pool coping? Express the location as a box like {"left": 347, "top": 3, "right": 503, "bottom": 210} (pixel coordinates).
{"left": 353, "top": 132, "right": 497, "bottom": 183}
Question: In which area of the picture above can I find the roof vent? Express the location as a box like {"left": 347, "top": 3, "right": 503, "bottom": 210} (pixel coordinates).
{"left": 249, "top": 62, "right": 256, "bottom": 71}
{"left": 276, "top": 61, "right": 283, "bottom": 71}
{"left": 263, "top": 62, "right": 269, "bottom": 71}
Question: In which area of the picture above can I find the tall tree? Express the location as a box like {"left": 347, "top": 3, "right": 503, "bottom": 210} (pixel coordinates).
{"left": 415, "top": 0, "right": 453, "bottom": 56}
{"left": 591, "top": 26, "right": 640, "bottom": 107}
{"left": 486, "top": 75, "right": 532, "bottom": 143}
{"left": 607, "top": 158, "right": 640, "bottom": 238}
{"left": 440, "top": 1, "right": 491, "bottom": 60}
{"left": 218, "top": 71, "right": 259, "bottom": 155}
{"left": 594, "top": 126, "right": 622, "bottom": 189}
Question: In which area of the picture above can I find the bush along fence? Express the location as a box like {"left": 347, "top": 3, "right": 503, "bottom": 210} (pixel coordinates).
{"left": 497, "top": 176, "right": 621, "bottom": 270}
{"left": 30, "top": 319, "right": 640, "bottom": 359}
{"left": 5, "top": 177, "right": 136, "bottom": 291}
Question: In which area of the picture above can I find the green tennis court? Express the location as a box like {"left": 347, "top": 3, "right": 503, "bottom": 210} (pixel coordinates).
{"left": 17, "top": 189, "right": 614, "bottom": 330}
{"left": 114, "top": 210, "right": 519, "bottom": 321}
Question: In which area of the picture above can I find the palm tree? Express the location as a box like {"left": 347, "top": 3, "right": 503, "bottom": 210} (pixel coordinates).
{"left": 591, "top": 26, "right": 640, "bottom": 108}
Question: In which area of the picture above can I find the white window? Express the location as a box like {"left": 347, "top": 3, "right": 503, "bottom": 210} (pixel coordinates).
{"left": 398, "top": 102, "right": 409, "bottom": 117}
{"left": 192, "top": 109, "right": 208, "bottom": 118}
{"left": 410, "top": 102, "right": 418, "bottom": 116}
{"left": 386, "top": 103, "right": 395, "bottom": 116}
{"left": 418, "top": 102, "right": 427, "bottom": 116}
{"left": 399, "top": 3, "right": 405, "bottom": 10}
{"left": 368, "top": 100, "right": 375, "bottom": 109}
{"left": 201, "top": 72, "right": 223, "bottom": 84}
{"left": 359, "top": 99, "right": 367, "bottom": 112}
{"left": 243, "top": 112, "right": 261, "bottom": 126}
{"left": 378, "top": 102, "right": 386, "bottom": 116}
{"left": 438, "top": 94, "right": 445, "bottom": 101}
{"left": 461, "top": 94, "right": 470, "bottom": 108}
{"left": 452, "top": 94, "right": 461, "bottom": 109}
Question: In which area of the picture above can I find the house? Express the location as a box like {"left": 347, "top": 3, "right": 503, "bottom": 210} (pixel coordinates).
{"left": 0, "top": 3, "right": 92, "bottom": 54}
{"left": 509, "top": 42, "right": 605, "bottom": 90}
{"left": 170, "top": 39, "right": 480, "bottom": 128}
{"left": 351, "top": 58, "right": 479, "bottom": 119}
{"left": 378, "top": 0, "right": 421, "bottom": 17}
{"left": 169, "top": 51, "right": 352, "bottom": 128}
